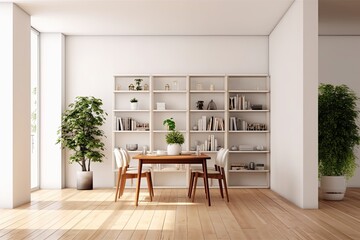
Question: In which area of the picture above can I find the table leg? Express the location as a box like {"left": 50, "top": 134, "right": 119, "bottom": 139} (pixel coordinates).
{"left": 202, "top": 159, "right": 211, "bottom": 206}
{"left": 135, "top": 160, "right": 143, "bottom": 206}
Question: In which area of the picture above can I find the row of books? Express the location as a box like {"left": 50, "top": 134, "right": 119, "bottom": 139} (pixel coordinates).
{"left": 229, "top": 117, "right": 267, "bottom": 131}
{"left": 114, "top": 117, "right": 149, "bottom": 131}
{"left": 196, "top": 116, "right": 225, "bottom": 131}
{"left": 229, "top": 95, "right": 250, "bottom": 110}
{"left": 196, "top": 134, "right": 218, "bottom": 151}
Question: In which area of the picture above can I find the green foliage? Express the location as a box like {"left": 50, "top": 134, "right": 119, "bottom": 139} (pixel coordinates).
{"left": 163, "top": 118, "right": 176, "bottom": 131}
{"left": 319, "top": 84, "right": 360, "bottom": 178}
{"left": 56, "top": 96, "right": 107, "bottom": 171}
{"left": 163, "top": 118, "right": 184, "bottom": 144}
{"left": 130, "top": 98, "right": 138, "bottom": 103}
{"left": 165, "top": 130, "right": 185, "bottom": 145}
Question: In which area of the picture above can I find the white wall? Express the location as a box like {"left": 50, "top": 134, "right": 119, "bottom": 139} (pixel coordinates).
{"left": 40, "top": 33, "right": 66, "bottom": 189}
{"left": 65, "top": 36, "right": 268, "bottom": 187}
{"left": 319, "top": 36, "right": 360, "bottom": 187}
{"left": 269, "top": 0, "right": 318, "bottom": 208}
{"left": 0, "top": 3, "right": 31, "bottom": 208}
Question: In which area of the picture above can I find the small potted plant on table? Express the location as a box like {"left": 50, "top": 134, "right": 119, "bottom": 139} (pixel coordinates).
{"left": 163, "top": 118, "right": 185, "bottom": 155}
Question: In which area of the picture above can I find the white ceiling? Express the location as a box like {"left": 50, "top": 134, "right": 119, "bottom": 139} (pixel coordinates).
{"left": 7, "top": 0, "right": 294, "bottom": 35}
{"left": 4, "top": 0, "right": 360, "bottom": 36}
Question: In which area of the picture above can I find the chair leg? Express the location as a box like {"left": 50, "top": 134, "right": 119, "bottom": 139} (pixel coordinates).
{"left": 115, "top": 170, "right": 122, "bottom": 202}
{"left": 188, "top": 172, "right": 195, "bottom": 198}
{"left": 218, "top": 178, "right": 224, "bottom": 198}
{"left": 192, "top": 172, "right": 199, "bottom": 202}
{"left": 149, "top": 172, "right": 154, "bottom": 197}
{"left": 146, "top": 172, "right": 153, "bottom": 201}
{"left": 203, "top": 175, "right": 207, "bottom": 199}
{"left": 221, "top": 169, "right": 229, "bottom": 202}
{"left": 119, "top": 174, "right": 126, "bottom": 198}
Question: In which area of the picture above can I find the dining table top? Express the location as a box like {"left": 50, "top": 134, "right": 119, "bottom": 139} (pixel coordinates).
{"left": 132, "top": 153, "right": 211, "bottom": 161}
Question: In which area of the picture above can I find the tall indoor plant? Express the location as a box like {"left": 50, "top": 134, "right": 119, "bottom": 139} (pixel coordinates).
{"left": 163, "top": 118, "right": 184, "bottom": 155}
{"left": 318, "top": 84, "right": 360, "bottom": 200}
{"left": 57, "top": 96, "right": 107, "bottom": 190}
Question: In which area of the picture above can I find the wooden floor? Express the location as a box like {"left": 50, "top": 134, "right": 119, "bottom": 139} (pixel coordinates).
{"left": 1, "top": 188, "right": 360, "bottom": 240}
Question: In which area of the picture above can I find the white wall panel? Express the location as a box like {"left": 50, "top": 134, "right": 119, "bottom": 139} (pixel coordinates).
{"left": 319, "top": 36, "right": 360, "bottom": 187}
{"left": 65, "top": 36, "right": 268, "bottom": 188}
{"left": 269, "top": 0, "right": 318, "bottom": 209}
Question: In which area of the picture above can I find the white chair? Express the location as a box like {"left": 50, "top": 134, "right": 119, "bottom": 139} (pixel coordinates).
{"left": 189, "top": 148, "right": 229, "bottom": 202}
{"left": 113, "top": 148, "right": 154, "bottom": 202}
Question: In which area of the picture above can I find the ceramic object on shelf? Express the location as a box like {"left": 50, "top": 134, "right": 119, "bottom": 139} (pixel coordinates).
{"left": 126, "top": 144, "right": 138, "bottom": 151}
{"left": 207, "top": 100, "right": 217, "bottom": 110}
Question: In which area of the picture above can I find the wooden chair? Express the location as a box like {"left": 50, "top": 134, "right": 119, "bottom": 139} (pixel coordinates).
{"left": 190, "top": 149, "right": 229, "bottom": 202}
{"left": 188, "top": 148, "right": 225, "bottom": 198}
{"left": 113, "top": 148, "right": 154, "bottom": 202}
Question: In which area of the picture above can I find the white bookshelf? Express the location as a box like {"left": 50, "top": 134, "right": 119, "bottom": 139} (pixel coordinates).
{"left": 112, "top": 74, "right": 270, "bottom": 188}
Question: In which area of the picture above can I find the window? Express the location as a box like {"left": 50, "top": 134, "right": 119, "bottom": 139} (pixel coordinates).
{"left": 31, "top": 28, "right": 39, "bottom": 190}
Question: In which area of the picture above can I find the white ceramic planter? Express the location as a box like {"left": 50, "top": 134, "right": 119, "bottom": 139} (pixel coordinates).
{"left": 77, "top": 171, "right": 93, "bottom": 190}
{"left": 167, "top": 144, "right": 181, "bottom": 155}
{"left": 130, "top": 102, "right": 138, "bottom": 110}
{"left": 320, "top": 176, "right": 346, "bottom": 200}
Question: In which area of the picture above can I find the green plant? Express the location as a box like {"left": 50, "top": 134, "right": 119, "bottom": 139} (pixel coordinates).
{"left": 130, "top": 98, "right": 138, "bottom": 103}
{"left": 163, "top": 118, "right": 184, "bottom": 145}
{"left": 56, "top": 96, "right": 107, "bottom": 171}
{"left": 318, "top": 84, "right": 360, "bottom": 178}
{"left": 134, "top": 78, "right": 143, "bottom": 91}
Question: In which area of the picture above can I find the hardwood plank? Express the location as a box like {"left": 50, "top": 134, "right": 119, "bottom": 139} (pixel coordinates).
{"left": 1, "top": 188, "right": 360, "bottom": 240}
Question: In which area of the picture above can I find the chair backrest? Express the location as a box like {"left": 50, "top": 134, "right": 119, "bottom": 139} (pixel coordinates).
{"left": 113, "top": 148, "right": 124, "bottom": 169}
{"left": 120, "top": 148, "right": 131, "bottom": 167}
{"left": 215, "top": 148, "right": 225, "bottom": 166}
{"left": 218, "top": 149, "right": 229, "bottom": 168}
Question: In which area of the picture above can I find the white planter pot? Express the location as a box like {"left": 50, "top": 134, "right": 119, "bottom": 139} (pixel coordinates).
{"left": 130, "top": 102, "right": 138, "bottom": 110}
{"left": 167, "top": 144, "right": 181, "bottom": 155}
{"left": 77, "top": 171, "right": 93, "bottom": 190}
{"left": 320, "top": 176, "right": 346, "bottom": 200}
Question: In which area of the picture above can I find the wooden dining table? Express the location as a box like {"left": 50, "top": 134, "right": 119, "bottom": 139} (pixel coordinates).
{"left": 132, "top": 153, "right": 212, "bottom": 206}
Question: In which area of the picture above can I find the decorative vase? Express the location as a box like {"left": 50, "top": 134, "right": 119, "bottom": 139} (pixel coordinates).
{"left": 320, "top": 176, "right": 346, "bottom": 200}
{"left": 207, "top": 100, "right": 217, "bottom": 110}
{"left": 130, "top": 102, "right": 138, "bottom": 110}
{"left": 167, "top": 144, "right": 181, "bottom": 155}
{"left": 77, "top": 171, "right": 93, "bottom": 190}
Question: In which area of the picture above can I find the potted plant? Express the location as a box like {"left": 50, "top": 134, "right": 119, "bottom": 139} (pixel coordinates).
{"left": 56, "top": 96, "right": 107, "bottom": 190}
{"left": 318, "top": 84, "right": 360, "bottom": 200}
{"left": 163, "top": 118, "right": 185, "bottom": 155}
{"left": 130, "top": 98, "right": 138, "bottom": 110}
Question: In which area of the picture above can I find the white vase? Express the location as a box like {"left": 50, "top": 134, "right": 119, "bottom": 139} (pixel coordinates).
{"left": 130, "top": 102, "right": 138, "bottom": 110}
{"left": 320, "top": 176, "right": 346, "bottom": 200}
{"left": 167, "top": 144, "right": 181, "bottom": 155}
